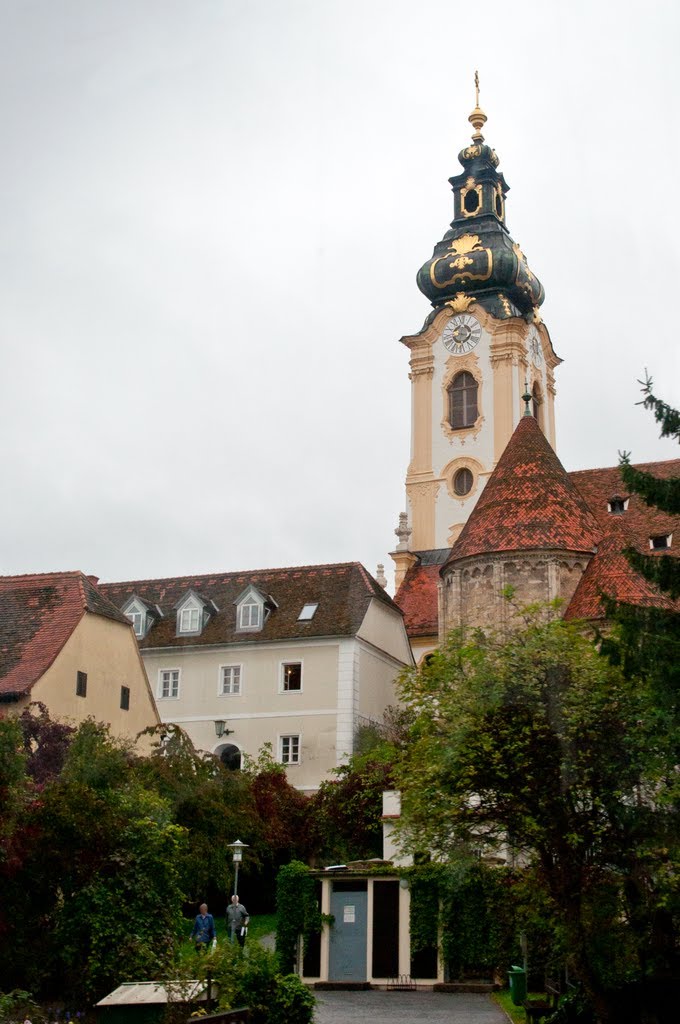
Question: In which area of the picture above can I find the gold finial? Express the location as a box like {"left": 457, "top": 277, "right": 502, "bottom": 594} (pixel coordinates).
{"left": 468, "top": 69, "right": 487, "bottom": 143}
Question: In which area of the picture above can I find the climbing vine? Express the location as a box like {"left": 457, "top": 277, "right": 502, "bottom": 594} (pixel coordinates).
{"left": 275, "top": 861, "right": 327, "bottom": 973}
{"left": 407, "top": 863, "right": 442, "bottom": 954}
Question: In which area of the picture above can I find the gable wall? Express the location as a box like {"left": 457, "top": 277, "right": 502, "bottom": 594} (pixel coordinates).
{"left": 30, "top": 613, "right": 159, "bottom": 743}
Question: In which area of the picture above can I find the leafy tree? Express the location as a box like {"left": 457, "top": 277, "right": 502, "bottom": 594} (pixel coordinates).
{"left": 395, "top": 618, "right": 677, "bottom": 1023}
{"left": 18, "top": 701, "right": 75, "bottom": 784}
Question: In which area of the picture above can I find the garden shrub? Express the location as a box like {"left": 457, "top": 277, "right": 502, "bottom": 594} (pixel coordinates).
{"left": 189, "top": 942, "right": 314, "bottom": 1024}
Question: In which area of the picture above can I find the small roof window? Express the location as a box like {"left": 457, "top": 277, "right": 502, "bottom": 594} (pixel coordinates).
{"left": 650, "top": 534, "right": 672, "bottom": 550}
{"left": 298, "top": 603, "right": 319, "bottom": 621}
{"left": 607, "top": 495, "right": 629, "bottom": 515}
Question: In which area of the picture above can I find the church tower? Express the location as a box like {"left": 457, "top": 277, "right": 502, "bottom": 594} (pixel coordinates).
{"left": 392, "top": 81, "right": 561, "bottom": 594}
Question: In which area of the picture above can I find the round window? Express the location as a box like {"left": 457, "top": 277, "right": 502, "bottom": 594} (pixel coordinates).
{"left": 453, "top": 467, "right": 473, "bottom": 496}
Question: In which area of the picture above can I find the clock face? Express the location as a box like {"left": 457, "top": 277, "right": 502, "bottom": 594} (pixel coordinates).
{"left": 442, "top": 314, "right": 481, "bottom": 355}
{"left": 528, "top": 327, "right": 543, "bottom": 367}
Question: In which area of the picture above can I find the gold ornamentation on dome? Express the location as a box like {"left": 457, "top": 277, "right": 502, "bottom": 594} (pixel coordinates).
{"left": 462, "top": 145, "right": 482, "bottom": 160}
{"left": 450, "top": 255, "right": 474, "bottom": 270}
{"left": 445, "top": 293, "right": 476, "bottom": 313}
{"left": 532, "top": 307, "right": 543, "bottom": 325}
{"left": 465, "top": 176, "right": 476, "bottom": 189}
{"left": 450, "top": 234, "right": 482, "bottom": 256}
{"left": 513, "top": 242, "right": 527, "bottom": 264}
{"left": 499, "top": 293, "right": 512, "bottom": 317}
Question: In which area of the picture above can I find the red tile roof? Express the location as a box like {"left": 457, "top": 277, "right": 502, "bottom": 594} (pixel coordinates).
{"left": 445, "top": 415, "right": 599, "bottom": 567}
{"left": 568, "top": 460, "right": 680, "bottom": 552}
{"left": 99, "top": 562, "right": 398, "bottom": 648}
{"left": 564, "top": 521, "right": 679, "bottom": 619}
{"left": 395, "top": 561, "right": 442, "bottom": 638}
{"left": 564, "top": 460, "right": 680, "bottom": 619}
{"left": 394, "top": 428, "right": 679, "bottom": 631}
{"left": 0, "top": 571, "right": 132, "bottom": 698}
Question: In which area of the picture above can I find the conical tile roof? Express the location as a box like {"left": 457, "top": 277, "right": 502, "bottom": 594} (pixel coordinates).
{"left": 444, "top": 415, "right": 599, "bottom": 568}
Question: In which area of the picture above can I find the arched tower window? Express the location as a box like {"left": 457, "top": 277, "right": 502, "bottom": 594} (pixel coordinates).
{"left": 532, "top": 382, "right": 543, "bottom": 426}
{"left": 448, "top": 372, "right": 478, "bottom": 429}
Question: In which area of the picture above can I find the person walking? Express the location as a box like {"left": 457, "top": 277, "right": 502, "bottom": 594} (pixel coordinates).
{"left": 226, "top": 894, "right": 250, "bottom": 947}
{"left": 190, "top": 903, "right": 216, "bottom": 951}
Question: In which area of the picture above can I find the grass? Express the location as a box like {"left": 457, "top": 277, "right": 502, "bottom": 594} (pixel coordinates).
{"left": 493, "top": 988, "right": 548, "bottom": 1023}
{"left": 179, "top": 913, "right": 277, "bottom": 962}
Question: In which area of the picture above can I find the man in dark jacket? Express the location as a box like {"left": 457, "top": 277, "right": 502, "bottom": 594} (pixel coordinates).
{"left": 190, "top": 903, "right": 216, "bottom": 950}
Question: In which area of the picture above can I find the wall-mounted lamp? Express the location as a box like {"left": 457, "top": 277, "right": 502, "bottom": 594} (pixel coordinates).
{"left": 214, "top": 720, "right": 234, "bottom": 738}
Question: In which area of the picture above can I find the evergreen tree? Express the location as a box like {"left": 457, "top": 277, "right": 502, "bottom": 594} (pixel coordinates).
{"left": 619, "top": 374, "right": 680, "bottom": 598}
{"left": 604, "top": 376, "right": 680, "bottom": 710}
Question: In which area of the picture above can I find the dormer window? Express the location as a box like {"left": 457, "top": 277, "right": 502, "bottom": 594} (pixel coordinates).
{"left": 234, "top": 584, "right": 276, "bottom": 633}
{"left": 298, "top": 603, "right": 318, "bottom": 621}
{"left": 608, "top": 496, "right": 629, "bottom": 514}
{"left": 174, "top": 591, "right": 215, "bottom": 637}
{"left": 650, "top": 534, "right": 672, "bottom": 550}
{"left": 122, "top": 596, "right": 150, "bottom": 639}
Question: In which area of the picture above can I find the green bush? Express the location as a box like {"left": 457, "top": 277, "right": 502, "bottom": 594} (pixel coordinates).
{"left": 0, "top": 990, "right": 46, "bottom": 1024}
{"left": 191, "top": 942, "right": 314, "bottom": 1024}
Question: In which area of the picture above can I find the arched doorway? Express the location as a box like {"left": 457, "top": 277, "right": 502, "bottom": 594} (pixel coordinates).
{"left": 215, "top": 743, "right": 242, "bottom": 771}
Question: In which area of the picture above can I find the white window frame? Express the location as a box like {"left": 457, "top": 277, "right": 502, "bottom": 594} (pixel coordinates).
{"left": 179, "top": 605, "right": 201, "bottom": 633}
{"left": 238, "top": 598, "right": 262, "bottom": 630}
{"left": 124, "top": 600, "right": 146, "bottom": 638}
{"left": 279, "top": 733, "right": 301, "bottom": 765}
{"left": 649, "top": 533, "right": 672, "bottom": 550}
{"left": 219, "top": 664, "right": 243, "bottom": 696}
{"left": 297, "top": 603, "right": 319, "bottom": 621}
{"left": 279, "top": 660, "right": 303, "bottom": 693}
{"left": 158, "top": 667, "right": 181, "bottom": 700}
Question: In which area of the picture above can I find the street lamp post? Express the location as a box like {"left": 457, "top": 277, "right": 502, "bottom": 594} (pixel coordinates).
{"left": 228, "top": 839, "right": 249, "bottom": 897}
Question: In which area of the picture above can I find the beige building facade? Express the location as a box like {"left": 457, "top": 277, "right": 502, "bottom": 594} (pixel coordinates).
{"left": 0, "top": 571, "right": 160, "bottom": 743}
{"left": 101, "top": 562, "right": 412, "bottom": 793}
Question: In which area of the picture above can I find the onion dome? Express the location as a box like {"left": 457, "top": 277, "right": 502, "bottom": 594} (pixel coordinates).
{"left": 417, "top": 80, "right": 545, "bottom": 320}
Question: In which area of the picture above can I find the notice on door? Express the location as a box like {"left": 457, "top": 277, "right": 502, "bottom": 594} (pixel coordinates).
{"left": 343, "top": 904, "right": 356, "bottom": 923}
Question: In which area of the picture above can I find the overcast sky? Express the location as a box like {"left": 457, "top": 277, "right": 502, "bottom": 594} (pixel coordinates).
{"left": 1, "top": 0, "right": 678, "bottom": 589}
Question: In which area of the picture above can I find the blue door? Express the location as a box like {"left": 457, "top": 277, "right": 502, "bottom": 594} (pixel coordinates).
{"left": 329, "top": 887, "right": 368, "bottom": 981}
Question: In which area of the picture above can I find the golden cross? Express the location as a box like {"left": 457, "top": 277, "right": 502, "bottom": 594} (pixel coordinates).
{"left": 474, "top": 70, "right": 480, "bottom": 107}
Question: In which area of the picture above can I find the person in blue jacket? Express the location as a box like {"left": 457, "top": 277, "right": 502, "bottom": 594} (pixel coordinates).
{"left": 190, "top": 903, "right": 216, "bottom": 951}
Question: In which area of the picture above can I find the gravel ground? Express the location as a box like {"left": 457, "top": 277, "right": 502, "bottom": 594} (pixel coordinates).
{"left": 313, "top": 989, "right": 507, "bottom": 1024}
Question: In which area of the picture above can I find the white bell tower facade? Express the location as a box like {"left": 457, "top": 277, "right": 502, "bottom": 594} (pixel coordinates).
{"left": 393, "top": 90, "right": 561, "bottom": 589}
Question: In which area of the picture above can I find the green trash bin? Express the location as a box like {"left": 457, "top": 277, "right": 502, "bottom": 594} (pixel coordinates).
{"left": 508, "top": 965, "right": 527, "bottom": 1005}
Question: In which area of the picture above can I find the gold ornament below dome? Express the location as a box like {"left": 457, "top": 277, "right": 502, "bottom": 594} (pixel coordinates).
{"left": 449, "top": 233, "right": 483, "bottom": 256}
{"left": 445, "top": 292, "right": 476, "bottom": 313}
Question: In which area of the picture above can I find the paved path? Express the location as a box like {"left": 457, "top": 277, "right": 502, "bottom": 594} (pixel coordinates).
{"left": 313, "top": 990, "right": 507, "bottom": 1024}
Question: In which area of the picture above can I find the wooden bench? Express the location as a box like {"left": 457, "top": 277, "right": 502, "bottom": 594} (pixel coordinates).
{"left": 523, "top": 979, "right": 560, "bottom": 1023}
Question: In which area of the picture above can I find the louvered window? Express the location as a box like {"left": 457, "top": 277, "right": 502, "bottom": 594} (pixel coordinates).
{"left": 448, "top": 372, "right": 478, "bottom": 429}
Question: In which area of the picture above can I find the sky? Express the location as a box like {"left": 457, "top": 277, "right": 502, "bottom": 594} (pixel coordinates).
{"left": 1, "top": 0, "right": 678, "bottom": 589}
